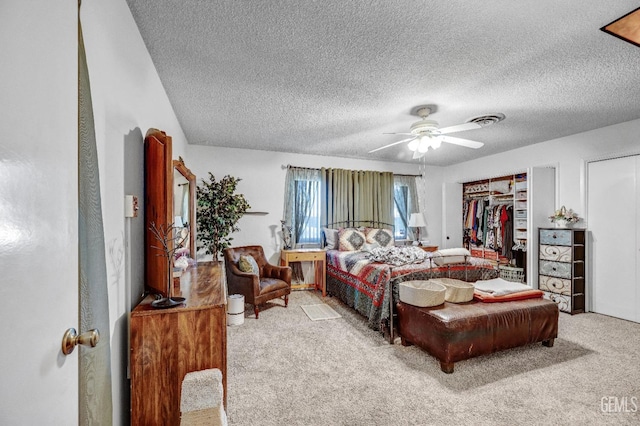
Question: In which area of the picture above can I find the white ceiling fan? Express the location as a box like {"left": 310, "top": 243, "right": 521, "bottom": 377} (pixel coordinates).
{"left": 370, "top": 107, "right": 503, "bottom": 159}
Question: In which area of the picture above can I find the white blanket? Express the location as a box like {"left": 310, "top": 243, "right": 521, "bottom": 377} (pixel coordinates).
{"left": 473, "top": 277, "right": 531, "bottom": 296}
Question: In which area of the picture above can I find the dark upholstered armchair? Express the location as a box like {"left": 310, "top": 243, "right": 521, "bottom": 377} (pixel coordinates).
{"left": 223, "top": 246, "right": 292, "bottom": 319}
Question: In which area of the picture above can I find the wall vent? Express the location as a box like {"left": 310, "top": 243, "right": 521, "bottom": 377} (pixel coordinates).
{"left": 466, "top": 113, "right": 505, "bottom": 127}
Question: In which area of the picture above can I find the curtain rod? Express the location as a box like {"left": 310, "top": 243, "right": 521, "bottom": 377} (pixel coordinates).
{"left": 284, "top": 164, "right": 422, "bottom": 177}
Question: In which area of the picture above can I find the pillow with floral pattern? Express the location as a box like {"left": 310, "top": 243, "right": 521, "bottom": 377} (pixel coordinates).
{"left": 238, "top": 254, "right": 259, "bottom": 275}
{"left": 338, "top": 228, "right": 366, "bottom": 251}
{"left": 365, "top": 228, "right": 394, "bottom": 248}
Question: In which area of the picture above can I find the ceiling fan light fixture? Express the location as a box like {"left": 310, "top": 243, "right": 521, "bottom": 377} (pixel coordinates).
{"left": 418, "top": 137, "right": 430, "bottom": 153}
{"left": 410, "top": 119, "right": 439, "bottom": 135}
{"left": 431, "top": 135, "right": 443, "bottom": 149}
{"left": 372, "top": 105, "right": 489, "bottom": 157}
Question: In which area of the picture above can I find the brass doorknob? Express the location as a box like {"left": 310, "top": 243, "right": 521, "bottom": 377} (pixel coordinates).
{"left": 61, "top": 328, "right": 100, "bottom": 355}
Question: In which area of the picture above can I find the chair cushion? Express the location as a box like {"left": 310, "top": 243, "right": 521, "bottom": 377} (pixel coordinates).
{"left": 238, "top": 255, "right": 259, "bottom": 275}
{"left": 259, "top": 277, "right": 290, "bottom": 294}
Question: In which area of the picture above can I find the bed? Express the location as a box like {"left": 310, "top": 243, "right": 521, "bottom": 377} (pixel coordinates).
{"left": 323, "top": 222, "right": 498, "bottom": 339}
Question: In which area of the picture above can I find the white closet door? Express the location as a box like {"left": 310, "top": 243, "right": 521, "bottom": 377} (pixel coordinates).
{"left": 528, "top": 167, "right": 556, "bottom": 288}
{"left": 588, "top": 155, "right": 639, "bottom": 323}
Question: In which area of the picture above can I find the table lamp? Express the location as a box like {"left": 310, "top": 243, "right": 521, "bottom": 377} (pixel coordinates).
{"left": 408, "top": 212, "right": 427, "bottom": 245}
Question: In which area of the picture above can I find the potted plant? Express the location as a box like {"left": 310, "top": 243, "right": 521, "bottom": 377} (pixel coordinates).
{"left": 196, "top": 173, "right": 250, "bottom": 260}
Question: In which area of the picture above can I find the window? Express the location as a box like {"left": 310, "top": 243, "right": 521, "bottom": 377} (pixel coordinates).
{"left": 294, "top": 179, "right": 321, "bottom": 244}
{"left": 284, "top": 168, "right": 417, "bottom": 247}
{"left": 393, "top": 184, "right": 409, "bottom": 239}
{"left": 283, "top": 167, "right": 322, "bottom": 247}
{"left": 393, "top": 175, "right": 420, "bottom": 241}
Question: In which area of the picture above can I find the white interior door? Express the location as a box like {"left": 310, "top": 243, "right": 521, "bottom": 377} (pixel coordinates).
{"left": 0, "top": 2, "right": 79, "bottom": 423}
{"left": 442, "top": 182, "right": 463, "bottom": 248}
{"left": 588, "top": 155, "right": 639, "bottom": 323}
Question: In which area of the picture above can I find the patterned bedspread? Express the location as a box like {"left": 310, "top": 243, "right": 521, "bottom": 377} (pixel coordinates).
{"left": 326, "top": 249, "right": 498, "bottom": 332}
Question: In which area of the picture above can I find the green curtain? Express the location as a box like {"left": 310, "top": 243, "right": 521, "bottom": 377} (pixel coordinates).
{"left": 321, "top": 168, "right": 394, "bottom": 227}
{"left": 79, "top": 12, "right": 113, "bottom": 425}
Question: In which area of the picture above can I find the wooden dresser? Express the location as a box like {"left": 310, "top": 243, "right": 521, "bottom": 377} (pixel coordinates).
{"left": 130, "top": 262, "right": 227, "bottom": 425}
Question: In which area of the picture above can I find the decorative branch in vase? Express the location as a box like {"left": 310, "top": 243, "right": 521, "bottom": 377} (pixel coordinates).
{"left": 149, "top": 221, "right": 189, "bottom": 308}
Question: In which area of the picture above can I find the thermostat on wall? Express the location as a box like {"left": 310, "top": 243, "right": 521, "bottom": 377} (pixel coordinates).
{"left": 125, "top": 195, "right": 139, "bottom": 218}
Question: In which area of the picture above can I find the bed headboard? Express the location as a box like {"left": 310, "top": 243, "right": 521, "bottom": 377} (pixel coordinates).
{"left": 324, "top": 220, "right": 394, "bottom": 230}
{"left": 322, "top": 220, "right": 395, "bottom": 249}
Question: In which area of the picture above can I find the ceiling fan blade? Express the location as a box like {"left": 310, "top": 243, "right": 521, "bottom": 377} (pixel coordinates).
{"left": 369, "top": 136, "right": 417, "bottom": 153}
{"left": 441, "top": 135, "right": 484, "bottom": 149}
{"left": 382, "top": 132, "right": 414, "bottom": 136}
{"left": 438, "top": 122, "right": 482, "bottom": 134}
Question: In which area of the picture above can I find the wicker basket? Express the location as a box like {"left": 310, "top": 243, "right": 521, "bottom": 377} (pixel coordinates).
{"left": 430, "top": 278, "right": 475, "bottom": 303}
{"left": 499, "top": 266, "right": 525, "bottom": 283}
{"left": 398, "top": 280, "right": 446, "bottom": 307}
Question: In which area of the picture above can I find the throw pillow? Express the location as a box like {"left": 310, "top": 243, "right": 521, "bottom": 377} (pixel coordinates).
{"left": 238, "top": 255, "right": 259, "bottom": 275}
{"left": 432, "top": 248, "right": 471, "bottom": 266}
{"left": 323, "top": 227, "right": 340, "bottom": 249}
{"left": 365, "top": 228, "right": 394, "bottom": 248}
{"left": 338, "top": 228, "right": 366, "bottom": 251}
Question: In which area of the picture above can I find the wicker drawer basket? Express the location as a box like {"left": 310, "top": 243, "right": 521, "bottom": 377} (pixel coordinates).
{"left": 430, "top": 278, "right": 475, "bottom": 303}
{"left": 398, "top": 281, "right": 446, "bottom": 307}
{"left": 499, "top": 266, "right": 525, "bottom": 283}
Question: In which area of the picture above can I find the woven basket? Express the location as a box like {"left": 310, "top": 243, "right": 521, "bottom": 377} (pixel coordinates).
{"left": 499, "top": 266, "right": 525, "bottom": 283}
{"left": 398, "top": 280, "right": 446, "bottom": 307}
{"left": 430, "top": 278, "right": 475, "bottom": 303}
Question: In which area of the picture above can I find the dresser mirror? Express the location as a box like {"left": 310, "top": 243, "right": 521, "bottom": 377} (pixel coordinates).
{"left": 173, "top": 158, "right": 196, "bottom": 258}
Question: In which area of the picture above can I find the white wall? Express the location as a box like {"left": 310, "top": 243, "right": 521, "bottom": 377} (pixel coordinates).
{"left": 186, "top": 145, "right": 435, "bottom": 263}
{"left": 80, "top": 1, "right": 191, "bottom": 424}
{"left": 443, "top": 118, "right": 640, "bottom": 226}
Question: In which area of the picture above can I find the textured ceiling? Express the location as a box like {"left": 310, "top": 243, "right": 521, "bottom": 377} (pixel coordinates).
{"left": 125, "top": 1, "right": 640, "bottom": 166}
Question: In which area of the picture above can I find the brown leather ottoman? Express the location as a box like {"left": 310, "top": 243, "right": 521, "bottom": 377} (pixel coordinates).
{"left": 396, "top": 298, "right": 558, "bottom": 373}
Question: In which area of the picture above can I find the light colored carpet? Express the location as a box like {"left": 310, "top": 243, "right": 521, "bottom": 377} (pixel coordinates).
{"left": 300, "top": 304, "right": 342, "bottom": 321}
{"left": 226, "top": 291, "right": 640, "bottom": 425}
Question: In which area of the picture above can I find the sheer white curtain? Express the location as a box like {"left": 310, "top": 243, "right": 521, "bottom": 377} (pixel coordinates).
{"left": 282, "top": 166, "right": 321, "bottom": 247}
{"left": 394, "top": 175, "right": 421, "bottom": 240}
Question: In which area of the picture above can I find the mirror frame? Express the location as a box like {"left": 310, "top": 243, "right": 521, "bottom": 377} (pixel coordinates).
{"left": 173, "top": 159, "right": 196, "bottom": 258}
